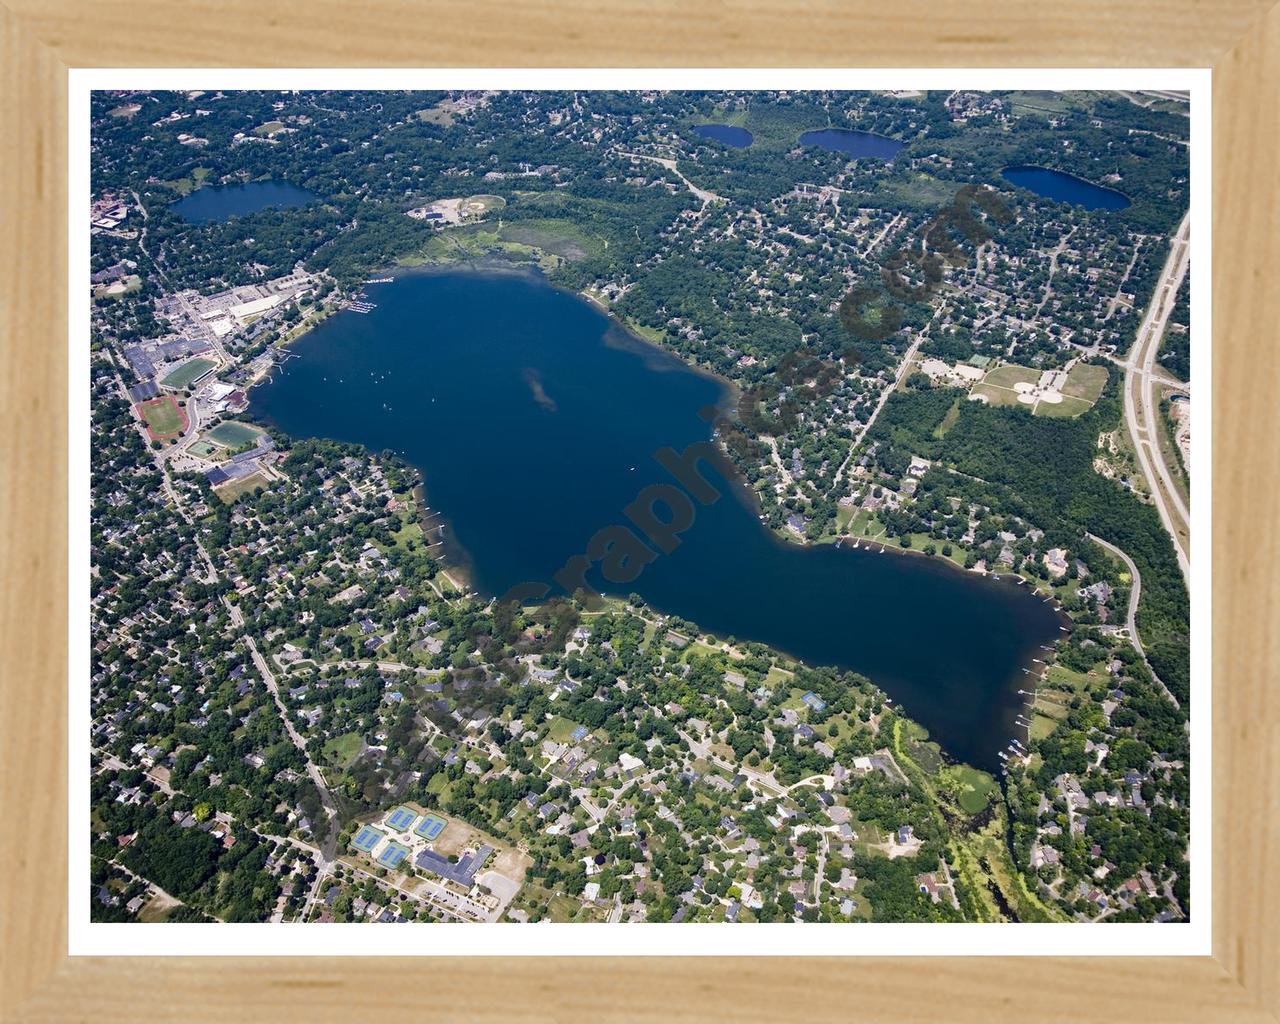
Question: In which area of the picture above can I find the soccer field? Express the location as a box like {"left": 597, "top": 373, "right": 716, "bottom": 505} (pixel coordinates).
{"left": 138, "top": 396, "right": 187, "bottom": 438}
{"left": 160, "top": 357, "right": 216, "bottom": 390}
{"left": 205, "top": 420, "right": 264, "bottom": 448}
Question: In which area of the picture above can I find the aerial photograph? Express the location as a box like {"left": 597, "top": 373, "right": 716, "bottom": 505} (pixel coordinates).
{"left": 88, "top": 87, "right": 1192, "bottom": 927}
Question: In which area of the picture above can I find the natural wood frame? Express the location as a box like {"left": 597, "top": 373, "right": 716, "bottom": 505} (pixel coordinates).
{"left": 2, "top": 2, "right": 1277, "bottom": 1020}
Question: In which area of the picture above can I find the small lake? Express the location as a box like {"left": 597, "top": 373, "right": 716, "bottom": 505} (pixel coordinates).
{"left": 1000, "top": 166, "right": 1131, "bottom": 211}
{"left": 250, "top": 268, "right": 1065, "bottom": 772}
{"left": 693, "top": 123, "right": 754, "bottom": 148}
{"left": 799, "top": 128, "right": 905, "bottom": 160}
{"left": 171, "top": 180, "right": 320, "bottom": 224}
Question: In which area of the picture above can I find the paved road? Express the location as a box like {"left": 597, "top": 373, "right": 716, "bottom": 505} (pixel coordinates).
{"left": 834, "top": 332, "right": 926, "bottom": 488}
{"left": 1123, "top": 211, "right": 1191, "bottom": 581}
{"left": 620, "top": 152, "right": 725, "bottom": 205}
{"left": 679, "top": 729, "right": 783, "bottom": 796}
{"left": 1085, "top": 532, "right": 1179, "bottom": 708}
{"left": 243, "top": 632, "right": 341, "bottom": 861}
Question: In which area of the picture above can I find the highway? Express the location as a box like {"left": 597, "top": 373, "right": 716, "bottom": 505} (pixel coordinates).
{"left": 1122, "top": 211, "right": 1191, "bottom": 581}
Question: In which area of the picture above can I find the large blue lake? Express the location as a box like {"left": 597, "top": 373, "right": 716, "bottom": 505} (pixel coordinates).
{"left": 799, "top": 128, "right": 906, "bottom": 160}
{"left": 171, "top": 180, "right": 319, "bottom": 224}
{"left": 1000, "top": 166, "right": 1131, "bottom": 211}
{"left": 694, "top": 124, "right": 754, "bottom": 148}
{"left": 250, "top": 268, "right": 1064, "bottom": 770}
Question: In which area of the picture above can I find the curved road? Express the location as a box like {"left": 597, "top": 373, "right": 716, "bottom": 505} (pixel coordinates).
{"left": 1086, "top": 532, "right": 1179, "bottom": 709}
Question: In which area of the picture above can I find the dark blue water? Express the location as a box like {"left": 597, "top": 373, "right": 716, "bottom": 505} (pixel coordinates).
{"left": 799, "top": 128, "right": 905, "bottom": 160}
{"left": 250, "top": 268, "right": 1064, "bottom": 770}
{"left": 694, "top": 124, "right": 754, "bottom": 148}
{"left": 1000, "top": 166, "right": 1131, "bottom": 211}
{"left": 171, "top": 181, "right": 319, "bottom": 224}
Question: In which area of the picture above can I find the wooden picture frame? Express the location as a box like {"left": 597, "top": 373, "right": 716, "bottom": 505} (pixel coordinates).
{"left": 2, "top": 2, "right": 1276, "bottom": 1019}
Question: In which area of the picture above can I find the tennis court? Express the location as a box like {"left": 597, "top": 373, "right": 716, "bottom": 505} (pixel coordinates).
{"left": 385, "top": 806, "right": 417, "bottom": 832}
{"left": 377, "top": 840, "right": 411, "bottom": 869}
{"left": 351, "top": 825, "right": 384, "bottom": 853}
{"left": 414, "top": 813, "right": 447, "bottom": 841}
{"left": 189, "top": 439, "right": 220, "bottom": 459}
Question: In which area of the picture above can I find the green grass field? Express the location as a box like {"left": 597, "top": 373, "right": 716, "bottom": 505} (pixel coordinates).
{"left": 546, "top": 716, "right": 585, "bottom": 743}
{"left": 1061, "top": 362, "right": 1109, "bottom": 402}
{"left": 188, "top": 439, "right": 221, "bottom": 459}
{"left": 323, "top": 732, "right": 364, "bottom": 767}
{"left": 465, "top": 194, "right": 507, "bottom": 214}
{"left": 1035, "top": 394, "right": 1093, "bottom": 418}
{"left": 983, "top": 364, "right": 1041, "bottom": 390}
{"left": 943, "top": 765, "right": 999, "bottom": 814}
{"left": 498, "top": 219, "right": 602, "bottom": 262}
{"left": 213, "top": 471, "right": 270, "bottom": 503}
{"left": 160, "top": 166, "right": 211, "bottom": 196}
{"left": 204, "top": 420, "right": 265, "bottom": 448}
{"left": 970, "top": 364, "right": 1041, "bottom": 408}
{"left": 969, "top": 384, "right": 1022, "bottom": 409}
{"left": 138, "top": 396, "right": 186, "bottom": 438}
{"left": 253, "top": 120, "right": 285, "bottom": 136}
{"left": 933, "top": 398, "right": 962, "bottom": 438}
{"left": 160, "top": 357, "right": 216, "bottom": 390}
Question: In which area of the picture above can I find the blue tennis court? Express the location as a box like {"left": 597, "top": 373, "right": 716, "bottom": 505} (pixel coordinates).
{"left": 385, "top": 806, "right": 417, "bottom": 832}
{"left": 570, "top": 725, "right": 589, "bottom": 742}
{"left": 377, "top": 841, "right": 410, "bottom": 869}
{"left": 351, "top": 825, "right": 383, "bottom": 853}
{"left": 414, "top": 813, "right": 447, "bottom": 841}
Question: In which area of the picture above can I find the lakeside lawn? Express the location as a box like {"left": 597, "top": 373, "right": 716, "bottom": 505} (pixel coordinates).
{"left": 204, "top": 420, "right": 265, "bottom": 448}
{"left": 942, "top": 764, "right": 999, "bottom": 814}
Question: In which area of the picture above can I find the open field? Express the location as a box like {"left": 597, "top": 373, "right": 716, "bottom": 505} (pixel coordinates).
{"left": 984, "top": 364, "right": 1042, "bottom": 390}
{"left": 323, "top": 732, "right": 364, "bottom": 767}
{"left": 1030, "top": 690, "right": 1071, "bottom": 740}
{"left": 971, "top": 362, "right": 1102, "bottom": 418}
{"left": 204, "top": 420, "right": 265, "bottom": 448}
{"left": 546, "top": 716, "right": 585, "bottom": 743}
{"left": 933, "top": 398, "right": 962, "bottom": 437}
{"left": 942, "top": 765, "right": 999, "bottom": 814}
{"left": 1035, "top": 394, "right": 1093, "bottom": 418}
{"left": 970, "top": 383, "right": 1022, "bottom": 408}
{"left": 160, "top": 165, "right": 211, "bottom": 196}
{"left": 108, "top": 103, "right": 141, "bottom": 118}
{"left": 160, "top": 357, "right": 216, "bottom": 390}
{"left": 94, "top": 274, "right": 141, "bottom": 300}
{"left": 138, "top": 395, "right": 187, "bottom": 439}
{"left": 1061, "top": 362, "right": 1109, "bottom": 402}
{"left": 253, "top": 120, "right": 285, "bottom": 136}
{"left": 416, "top": 99, "right": 466, "bottom": 126}
{"left": 464, "top": 194, "right": 506, "bottom": 214}
{"left": 499, "top": 219, "right": 601, "bottom": 261}
{"left": 213, "top": 471, "right": 270, "bottom": 503}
